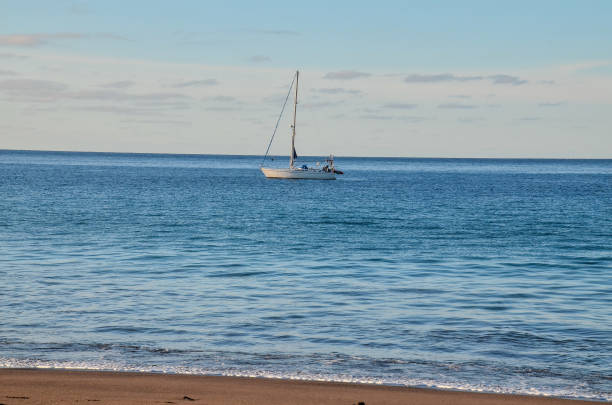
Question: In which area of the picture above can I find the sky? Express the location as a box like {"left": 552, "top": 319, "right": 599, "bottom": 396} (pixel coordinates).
{"left": 1, "top": 0, "right": 611, "bottom": 158}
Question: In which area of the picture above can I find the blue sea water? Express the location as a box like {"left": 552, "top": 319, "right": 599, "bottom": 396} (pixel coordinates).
{"left": 0, "top": 150, "right": 611, "bottom": 401}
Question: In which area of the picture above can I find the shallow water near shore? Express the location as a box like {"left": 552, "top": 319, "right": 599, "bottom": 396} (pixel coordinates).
{"left": 1, "top": 150, "right": 611, "bottom": 401}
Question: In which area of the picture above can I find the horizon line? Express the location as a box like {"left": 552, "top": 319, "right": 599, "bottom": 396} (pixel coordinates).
{"left": 1, "top": 148, "right": 611, "bottom": 160}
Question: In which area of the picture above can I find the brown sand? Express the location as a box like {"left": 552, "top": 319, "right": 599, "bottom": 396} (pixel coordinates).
{"left": 0, "top": 368, "right": 602, "bottom": 405}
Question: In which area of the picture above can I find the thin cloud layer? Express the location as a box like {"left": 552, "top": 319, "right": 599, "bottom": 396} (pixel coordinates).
{"left": 248, "top": 55, "right": 271, "bottom": 63}
{"left": 252, "top": 29, "right": 300, "bottom": 36}
{"left": 300, "top": 100, "right": 340, "bottom": 109}
{"left": 383, "top": 103, "right": 418, "bottom": 109}
{"left": 0, "top": 78, "right": 190, "bottom": 110}
{"left": 0, "top": 52, "right": 28, "bottom": 59}
{"left": 539, "top": 101, "right": 565, "bottom": 107}
{"left": 74, "top": 105, "right": 165, "bottom": 116}
{"left": 489, "top": 74, "right": 527, "bottom": 85}
{"left": 359, "top": 106, "right": 425, "bottom": 122}
{"left": 0, "top": 79, "right": 68, "bottom": 91}
{"left": 205, "top": 106, "right": 241, "bottom": 112}
{"left": 100, "top": 81, "right": 135, "bottom": 89}
{"left": 262, "top": 93, "right": 288, "bottom": 105}
{"left": 315, "top": 88, "right": 363, "bottom": 95}
{"left": 70, "top": 89, "right": 189, "bottom": 102}
{"left": 405, "top": 73, "right": 527, "bottom": 86}
{"left": 0, "top": 79, "right": 68, "bottom": 101}
{"left": 204, "top": 95, "right": 244, "bottom": 109}
{"left": 438, "top": 103, "right": 478, "bottom": 109}
{"left": 405, "top": 73, "right": 482, "bottom": 83}
{"left": 458, "top": 117, "right": 485, "bottom": 123}
{"left": 0, "top": 33, "right": 124, "bottom": 47}
{"left": 0, "top": 33, "right": 84, "bottom": 46}
{"left": 172, "top": 79, "right": 218, "bottom": 88}
{"left": 324, "top": 70, "right": 371, "bottom": 80}
{"left": 210, "top": 95, "right": 239, "bottom": 102}
{"left": 69, "top": 3, "right": 90, "bottom": 15}
{"left": 120, "top": 119, "right": 191, "bottom": 126}
{"left": 361, "top": 114, "right": 394, "bottom": 120}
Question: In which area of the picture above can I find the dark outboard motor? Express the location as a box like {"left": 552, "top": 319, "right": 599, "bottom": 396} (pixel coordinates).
{"left": 326, "top": 154, "right": 342, "bottom": 175}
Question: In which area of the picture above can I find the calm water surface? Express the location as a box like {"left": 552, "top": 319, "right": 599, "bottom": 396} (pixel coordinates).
{"left": 1, "top": 150, "right": 611, "bottom": 400}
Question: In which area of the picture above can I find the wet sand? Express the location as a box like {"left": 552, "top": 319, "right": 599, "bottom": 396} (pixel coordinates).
{"left": 0, "top": 369, "right": 602, "bottom": 405}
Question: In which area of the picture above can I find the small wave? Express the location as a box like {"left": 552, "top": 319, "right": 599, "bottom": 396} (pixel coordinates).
{"left": 389, "top": 287, "right": 443, "bottom": 294}
{"left": 302, "top": 219, "right": 378, "bottom": 226}
{"left": 0, "top": 357, "right": 609, "bottom": 402}
{"left": 207, "top": 270, "right": 269, "bottom": 278}
{"left": 215, "top": 262, "right": 248, "bottom": 269}
{"left": 92, "top": 326, "right": 189, "bottom": 335}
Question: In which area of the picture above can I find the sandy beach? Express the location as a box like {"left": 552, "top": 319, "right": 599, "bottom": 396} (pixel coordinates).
{"left": 0, "top": 369, "right": 603, "bottom": 405}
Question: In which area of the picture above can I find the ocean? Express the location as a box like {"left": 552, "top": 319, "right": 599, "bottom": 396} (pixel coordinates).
{"left": 0, "top": 150, "right": 610, "bottom": 401}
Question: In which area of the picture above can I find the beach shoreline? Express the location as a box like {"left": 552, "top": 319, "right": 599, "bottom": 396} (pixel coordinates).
{"left": 0, "top": 368, "right": 605, "bottom": 405}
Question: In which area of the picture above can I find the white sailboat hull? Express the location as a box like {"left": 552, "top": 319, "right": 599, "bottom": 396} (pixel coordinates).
{"left": 261, "top": 167, "right": 336, "bottom": 180}
{"left": 260, "top": 71, "right": 341, "bottom": 180}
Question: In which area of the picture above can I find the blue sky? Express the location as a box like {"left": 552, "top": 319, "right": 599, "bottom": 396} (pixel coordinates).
{"left": 1, "top": 1, "right": 611, "bottom": 157}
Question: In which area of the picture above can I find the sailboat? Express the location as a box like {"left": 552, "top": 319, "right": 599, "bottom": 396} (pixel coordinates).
{"left": 260, "top": 70, "right": 342, "bottom": 180}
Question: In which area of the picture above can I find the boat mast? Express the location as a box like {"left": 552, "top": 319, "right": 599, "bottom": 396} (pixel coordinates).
{"left": 290, "top": 70, "right": 299, "bottom": 168}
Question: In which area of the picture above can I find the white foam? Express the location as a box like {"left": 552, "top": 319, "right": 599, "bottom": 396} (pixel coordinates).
{"left": 1, "top": 357, "right": 609, "bottom": 402}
